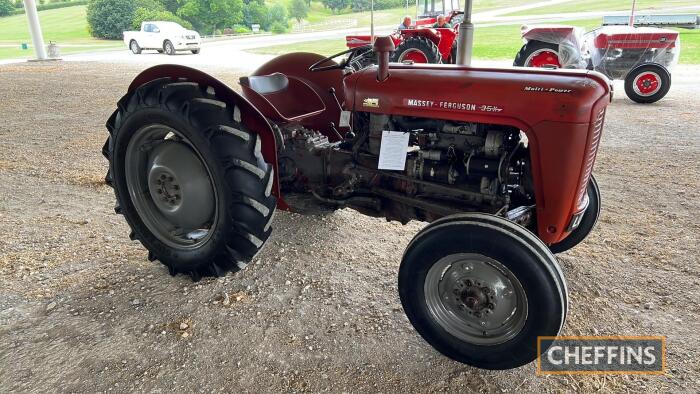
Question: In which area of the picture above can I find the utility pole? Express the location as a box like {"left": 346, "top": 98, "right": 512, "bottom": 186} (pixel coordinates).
{"left": 23, "top": 0, "right": 47, "bottom": 60}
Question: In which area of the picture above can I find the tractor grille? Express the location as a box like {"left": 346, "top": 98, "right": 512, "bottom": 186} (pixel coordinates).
{"left": 577, "top": 108, "right": 605, "bottom": 205}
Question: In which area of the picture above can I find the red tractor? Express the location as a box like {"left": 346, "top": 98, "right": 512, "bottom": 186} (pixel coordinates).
{"left": 346, "top": 10, "right": 465, "bottom": 65}
{"left": 514, "top": 24, "right": 680, "bottom": 103}
{"left": 102, "top": 26, "right": 610, "bottom": 368}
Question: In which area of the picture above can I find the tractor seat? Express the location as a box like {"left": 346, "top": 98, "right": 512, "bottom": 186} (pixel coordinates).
{"left": 239, "top": 73, "right": 289, "bottom": 94}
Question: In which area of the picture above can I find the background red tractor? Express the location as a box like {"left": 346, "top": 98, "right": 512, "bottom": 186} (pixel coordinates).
{"left": 513, "top": 16, "right": 685, "bottom": 103}
{"left": 346, "top": 9, "right": 464, "bottom": 65}
{"left": 101, "top": 3, "right": 611, "bottom": 369}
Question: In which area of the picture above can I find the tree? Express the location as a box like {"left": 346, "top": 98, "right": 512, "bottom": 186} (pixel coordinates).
{"left": 177, "top": 0, "right": 245, "bottom": 34}
{"left": 0, "top": 0, "right": 14, "bottom": 17}
{"left": 351, "top": 0, "right": 371, "bottom": 12}
{"left": 132, "top": 8, "right": 193, "bottom": 30}
{"left": 87, "top": 0, "right": 137, "bottom": 39}
{"left": 267, "top": 3, "right": 287, "bottom": 27}
{"left": 288, "top": 0, "right": 307, "bottom": 24}
{"left": 321, "top": 0, "right": 348, "bottom": 13}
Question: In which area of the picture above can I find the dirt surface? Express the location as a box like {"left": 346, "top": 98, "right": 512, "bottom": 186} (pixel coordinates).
{"left": 0, "top": 61, "right": 698, "bottom": 393}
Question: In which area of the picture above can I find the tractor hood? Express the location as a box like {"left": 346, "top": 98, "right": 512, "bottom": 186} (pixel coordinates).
{"left": 343, "top": 63, "right": 611, "bottom": 128}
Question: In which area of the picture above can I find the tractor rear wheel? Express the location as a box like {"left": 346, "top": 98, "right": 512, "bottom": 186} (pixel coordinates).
{"left": 549, "top": 175, "right": 601, "bottom": 254}
{"left": 513, "top": 41, "right": 561, "bottom": 68}
{"left": 399, "top": 213, "right": 567, "bottom": 369}
{"left": 624, "top": 63, "right": 671, "bottom": 103}
{"left": 103, "top": 78, "right": 276, "bottom": 281}
{"left": 391, "top": 37, "right": 442, "bottom": 64}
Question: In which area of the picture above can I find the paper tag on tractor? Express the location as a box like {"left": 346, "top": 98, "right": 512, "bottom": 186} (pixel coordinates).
{"left": 339, "top": 111, "right": 351, "bottom": 127}
{"left": 378, "top": 130, "right": 410, "bottom": 171}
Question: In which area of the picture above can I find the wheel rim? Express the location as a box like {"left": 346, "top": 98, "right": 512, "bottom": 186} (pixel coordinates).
{"left": 125, "top": 124, "right": 217, "bottom": 249}
{"left": 166, "top": 43, "right": 173, "bottom": 54}
{"left": 424, "top": 253, "right": 528, "bottom": 345}
{"left": 525, "top": 49, "right": 561, "bottom": 68}
{"left": 633, "top": 71, "right": 661, "bottom": 96}
{"left": 131, "top": 42, "right": 138, "bottom": 53}
{"left": 399, "top": 49, "right": 429, "bottom": 63}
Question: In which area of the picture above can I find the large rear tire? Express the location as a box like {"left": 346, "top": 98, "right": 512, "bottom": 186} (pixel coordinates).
{"left": 513, "top": 40, "right": 560, "bottom": 68}
{"left": 549, "top": 175, "right": 601, "bottom": 254}
{"left": 399, "top": 213, "right": 567, "bottom": 370}
{"left": 391, "top": 37, "right": 442, "bottom": 64}
{"left": 103, "top": 78, "right": 276, "bottom": 281}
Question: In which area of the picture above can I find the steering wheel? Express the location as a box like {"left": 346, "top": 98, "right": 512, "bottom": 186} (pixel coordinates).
{"left": 309, "top": 45, "right": 372, "bottom": 72}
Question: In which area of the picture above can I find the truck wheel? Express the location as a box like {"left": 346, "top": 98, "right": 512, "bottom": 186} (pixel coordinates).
{"left": 391, "top": 37, "right": 442, "bottom": 64}
{"left": 549, "top": 175, "right": 601, "bottom": 254}
{"left": 191, "top": 49, "right": 201, "bottom": 54}
{"left": 513, "top": 41, "right": 560, "bottom": 68}
{"left": 164, "top": 40, "right": 175, "bottom": 55}
{"left": 624, "top": 63, "right": 671, "bottom": 103}
{"left": 130, "top": 40, "right": 142, "bottom": 55}
{"left": 399, "top": 213, "right": 567, "bottom": 370}
{"left": 103, "top": 78, "right": 276, "bottom": 281}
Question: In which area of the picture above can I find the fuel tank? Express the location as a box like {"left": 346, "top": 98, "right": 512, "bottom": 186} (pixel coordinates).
{"left": 344, "top": 64, "right": 611, "bottom": 244}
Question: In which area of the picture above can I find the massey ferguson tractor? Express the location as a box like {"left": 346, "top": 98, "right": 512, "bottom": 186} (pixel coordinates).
{"left": 346, "top": 0, "right": 465, "bottom": 66}
{"left": 101, "top": 4, "right": 611, "bottom": 369}
{"left": 514, "top": 23, "right": 680, "bottom": 103}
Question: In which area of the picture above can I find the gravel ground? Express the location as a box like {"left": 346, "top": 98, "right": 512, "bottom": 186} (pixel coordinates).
{"left": 0, "top": 61, "right": 698, "bottom": 393}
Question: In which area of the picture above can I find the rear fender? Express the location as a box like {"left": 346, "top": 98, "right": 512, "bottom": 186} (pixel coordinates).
{"left": 127, "top": 65, "right": 287, "bottom": 209}
{"left": 401, "top": 29, "right": 441, "bottom": 46}
{"left": 521, "top": 25, "right": 577, "bottom": 44}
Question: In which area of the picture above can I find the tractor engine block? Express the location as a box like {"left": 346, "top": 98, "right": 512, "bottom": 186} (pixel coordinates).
{"left": 277, "top": 114, "right": 533, "bottom": 224}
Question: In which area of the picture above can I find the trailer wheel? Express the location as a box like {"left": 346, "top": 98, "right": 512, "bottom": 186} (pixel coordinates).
{"left": 103, "top": 78, "right": 276, "bottom": 281}
{"left": 399, "top": 213, "right": 567, "bottom": 370}
{"left": 550, "top": 175, "right": 601, "bottom": 254}
{"left": 624, "top": 63, "right": 671, "bottom": 103}
{"left": 391, "top": 37, "right": 442, "bottom": 64}
{"left": 130, "top": 40, "right": 142, "bottom": 55}
{"left": 164, "top": 40, "right": 175, "bottom": 55}
{"left": 513, "top": 41, "right": 561, "bottom": 68}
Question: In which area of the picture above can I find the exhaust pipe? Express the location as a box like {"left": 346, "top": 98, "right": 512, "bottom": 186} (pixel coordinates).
{"left": 455, "top": 0, "right": 474, "bottom": 66}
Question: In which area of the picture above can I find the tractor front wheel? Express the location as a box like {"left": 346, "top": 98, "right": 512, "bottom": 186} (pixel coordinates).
{"left": 624, "top": 63, "right": 671, "bottom": 103}
{"left": 391, "top": 37, "right": 442, "bottom": 64}
{"left": 513, "top": 41, "right": 561, "bottom": 68}
{"left": 399, "top": 213, "right": 567, "bottom": 369}
{"left": 103, "top": 78, "right": 276, "bottom": 280}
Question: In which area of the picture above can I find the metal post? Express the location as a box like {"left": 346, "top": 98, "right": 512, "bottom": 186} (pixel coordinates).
{"left": 629, "top": 0, "right": 637, "bottom": 26}
{"left": 23, "top": 0, "right": 47, "bottom": 60}
{"left": 370, "top": 0, "right": 375, "bottom": 44}
{"left": 455, "top": 0, "right": 473, "bottom": 66}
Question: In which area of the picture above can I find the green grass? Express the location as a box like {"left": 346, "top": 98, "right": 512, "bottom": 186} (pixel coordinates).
{"left": 251, "top": 18, "right": 700, "bottom": 64}
{"left": 0, "top": 5, "right": 119, "bottom": 60}
{"left": 678, "top": 28, "right": 700, "bottom": 64}
{"left": 506, "top": 0, "right": 700, "bottom": 16}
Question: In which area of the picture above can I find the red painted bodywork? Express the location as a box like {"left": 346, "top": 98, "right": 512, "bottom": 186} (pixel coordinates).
{"left": 342, "top": 64, "right": 610, "bottom": 244}
{"left": 521, "top": 25, "right": 578, "bottom": 42}
{"left": 592, "top": 26, "right": 678, "bottom": 49}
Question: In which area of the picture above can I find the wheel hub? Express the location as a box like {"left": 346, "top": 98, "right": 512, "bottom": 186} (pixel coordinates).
{"left": 147, "top": 141, "right": 215, "bottom": 231}
{"left": 424, "top": 254, "right": 528, "bottom": 345}
{"left": 633, "top": 72, "right": 661, "bottom": 96}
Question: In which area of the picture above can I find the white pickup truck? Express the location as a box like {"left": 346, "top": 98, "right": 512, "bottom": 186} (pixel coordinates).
{"left": 124, "top": 21, "right": 201, "bottom": 55}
